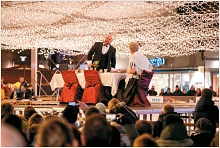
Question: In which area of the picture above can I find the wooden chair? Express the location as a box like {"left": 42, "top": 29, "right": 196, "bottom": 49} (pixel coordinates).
{"left": 59, "top": 70, "right": 83, "bottom": 103}
{"left": 81, "top": 70, "right": 107, "bottom": 104}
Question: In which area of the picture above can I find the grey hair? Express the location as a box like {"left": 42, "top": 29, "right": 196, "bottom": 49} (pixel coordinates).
{"left": 129, "top": 42, "right": 139, "bottom": 52}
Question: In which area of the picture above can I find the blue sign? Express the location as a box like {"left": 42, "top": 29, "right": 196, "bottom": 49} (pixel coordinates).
{"left": 149, "top": 57, "right": 165, "bottom": 67}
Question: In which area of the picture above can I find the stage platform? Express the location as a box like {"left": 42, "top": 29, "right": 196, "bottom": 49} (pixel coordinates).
{"left": 2, "top": 99, "right": 218, "bottom": 122}
{"left": 2, "top": 99, "right": 199, "bottom": 121}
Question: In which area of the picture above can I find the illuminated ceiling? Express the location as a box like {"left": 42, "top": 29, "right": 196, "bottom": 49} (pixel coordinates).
{"left": 1, "top": 1, "right": 219, "bottom": 57}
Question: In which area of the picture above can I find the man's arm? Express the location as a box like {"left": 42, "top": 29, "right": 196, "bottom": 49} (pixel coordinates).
{"left": 110, "top": 47, "right": 116, "bottom": 69}
{"left": 88, "top": 42, "right": 97, "bottom": 60}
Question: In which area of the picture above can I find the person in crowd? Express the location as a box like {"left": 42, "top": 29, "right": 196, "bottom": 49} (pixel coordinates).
{"left": 17, "top": 115, "right": 29, "bottom": 136}
{"left": 87, "top": 34, "right": 116, "bottom": 72}
{"left": 133, "top": 133, "right": 158, "bottom": 147}
{"left": 188, "top": 85, "right": 196, "bottom": 96}
{"left": 14, "top": 76, "right": 28, "bottom": 89}
{"left": 1, "top": 102, "right": 14, "bottom": 116}
{"left": 95, "top": 102, "right": 106, "bottom": 114}
{"left": 163, "top": 88, "right": 173, "bottom": 96}
{"left": 82, "top": 114, "right": 112, "bottom": 146}
{"left": 10, "top": 76, "right": 28, "bottom": 99}
{"left": 15, "top": 85, "right": 26, "bottom": 100}
{"left": 194, "top": 88, "right": 201, "bottom": 96}
{"left": 78, "top": 101, "right": 105, "bottom": 114}
{"left": 24, "top": 106, "right": 37, "bottom": 122}
{"left": 152, "top": 104, "right": 177, "bottom": 138}
{"left": 1, "top": 77, "right": 11, "bottom": 99}
{"left": 85, "top": 106, "right": 101, "bottom": 118}
{"left": 27, "top": 124, "right": 41, "bottom": 146}
{"left": 1, "top": 123, "right": 28, "bottom": 147}
{"left": 28, "top": 113, "right": 44, "bottom": 126}
{"left": 62, "top": 105, "right": 79, "bottom": 127}
{"left": 148, "top": 86, "right": 158, "bottom": 96}
{"left": 159, "top": 88, "right": 165, "bottom": 96}
{"left": 34, "top": 118, "right": 78, "bottom": 147}
{"left": 2, "top": 82, "right": 12, "bottom": 99}
{"left": 109, "top": 125, "right": 122, "bottom": 147}
{"left": 156, "top": 114, "right": 193, "bottom": 147}
{"left": 209, "top": 86, "right": 217, "bottom": 96}
{"left": 2, "top": 114, "right": 23, "bottom": 132}
{"left": 172, "top": 85, "right": 183, "bottom": 96}
{"left": 2, "top": 114, "right": 29, "bottom": 144}
{"left": 108, "top": 98, "right": 139, "bottom": 124}
{"left": 135, "top": 120, "right": 153, "bottom": 135}
{"left": 69, "top": 125, "right": 82, "bottom": 146}
{"left": 78, "top": 106, "right": 101, "bottom": 133}
{"left": 107, "top": 98, "right": 121, "bottom": 112}
{"left": 190, "top": 118, "right": 213, "bottom": 147}
{"left": 115, "top": 113, "right": 139, "bottom": 146}
{"left": 25, "top": 84, "right": 37, "bottom": 100}
{"left": 194, "top": 88, "right": 219, "bottom": 138}
{"left": 181, "top": 89, "right": 188, "bottom": 96}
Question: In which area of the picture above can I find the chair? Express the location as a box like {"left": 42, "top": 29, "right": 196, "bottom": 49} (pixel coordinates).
{"left": 131, "top": 70, "right": 154, "bottom": 107}
{"left": 59, "top": 70, "right": 83, "bottom": 103}
{"left": 81, "top": 70, "right": 107, "bottom": 104}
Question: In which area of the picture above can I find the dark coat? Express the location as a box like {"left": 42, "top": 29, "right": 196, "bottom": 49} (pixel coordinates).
{"left": 190, "top": 132, "right": 213, "bottom": 147}
{"left": 188, "top": 90, "right": 196, "bottom": 96}
{"left": 147, "top": 90, "right": 157, "bottom": 96}
{"left": 194, "top": 97, "right": 219, "bottom": 137}
{"left": 173, "top": 90, "right": 182, "bottom": 96}
{"left": 163, "top": 91, "right": 173, "bottom": 96}
{"left": 25, "top": 89, "right": 35, "bottom": 99}
{"left": 152, "top": 112, "right": 178, "bottom": 138}
{"left": 87, "top": 42, "right": 116, "bottom": 72}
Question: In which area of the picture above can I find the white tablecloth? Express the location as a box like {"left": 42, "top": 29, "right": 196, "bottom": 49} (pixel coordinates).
{"left": 50, "top": 72, "right": 127, "bottom": 96}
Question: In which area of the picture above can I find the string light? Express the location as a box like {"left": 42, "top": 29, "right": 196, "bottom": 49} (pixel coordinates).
{"left": 1, "top": 1, "right": 219, "bottom": 58}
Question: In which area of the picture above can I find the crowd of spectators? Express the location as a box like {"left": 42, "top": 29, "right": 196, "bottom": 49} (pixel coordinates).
{"left": 149, "top": 85, "right": 218, "bottom": 97}
{"left": 1, "top": 87, "right": 219, "bottom": 147}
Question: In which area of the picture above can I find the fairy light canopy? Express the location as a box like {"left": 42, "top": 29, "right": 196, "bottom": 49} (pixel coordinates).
{"left": 1, "top": 1, "right": 219, "bottom": 58}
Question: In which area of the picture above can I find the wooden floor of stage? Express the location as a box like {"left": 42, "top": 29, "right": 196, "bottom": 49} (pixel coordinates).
{"left": 2, "top": 98, "right": 198, "bottom": 115}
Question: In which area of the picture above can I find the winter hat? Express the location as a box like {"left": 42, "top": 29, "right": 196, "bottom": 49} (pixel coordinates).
{"left": 160, "top": 122, "right": 188, "bottom": 141}
{"left": 195, "top": 118, "right": 213, "bottom": 131}
{"left": 95, "top": 102, "right": 106, "bottom": 114}
{"left": 157, "top": 122, "right": 193, "bottom": 147}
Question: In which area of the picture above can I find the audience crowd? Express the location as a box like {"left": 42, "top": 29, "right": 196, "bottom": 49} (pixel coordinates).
{"left": 149, "top": 85, "right": 218, "bottom": 97}
{"left": 1, "top": 87, "right": 219, "bottom": 147}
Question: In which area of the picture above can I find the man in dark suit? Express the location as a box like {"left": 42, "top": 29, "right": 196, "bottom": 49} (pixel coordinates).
{"left": 87, "top": 34, "right": 116, "bottom": 72}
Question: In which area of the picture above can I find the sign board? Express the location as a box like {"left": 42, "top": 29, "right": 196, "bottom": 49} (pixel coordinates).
{"left": 149, "top": 57, "right": 165, "bottom": 67}
{"left": 147, "top": 96, "right": 163, "bottom": 103}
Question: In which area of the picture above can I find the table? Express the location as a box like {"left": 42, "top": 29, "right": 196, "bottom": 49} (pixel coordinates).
{"left": 50, "top": 72, "right": 127, "bottom": 96}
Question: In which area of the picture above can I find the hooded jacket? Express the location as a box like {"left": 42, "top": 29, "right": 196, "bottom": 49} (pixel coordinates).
{"left": 194, "top": 97, "right": 219, "bottom": 137}
{"left": 152, "top": 112, "right": 178, "bottom": 138}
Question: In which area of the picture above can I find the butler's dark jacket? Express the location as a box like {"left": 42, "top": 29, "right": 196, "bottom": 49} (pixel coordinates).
{"left": 88, "top": 42, "right": 116, "bottom": 72}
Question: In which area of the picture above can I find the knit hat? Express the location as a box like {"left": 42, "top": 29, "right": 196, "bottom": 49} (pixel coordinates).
{"left": 95, "top": 103, "right": 106, "bottom": 114}
{"left": 157, "top": 122, "right": 193, "bottom": 147}
{"left": 195, "top": 118, "right": 213, "bottom": 131}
